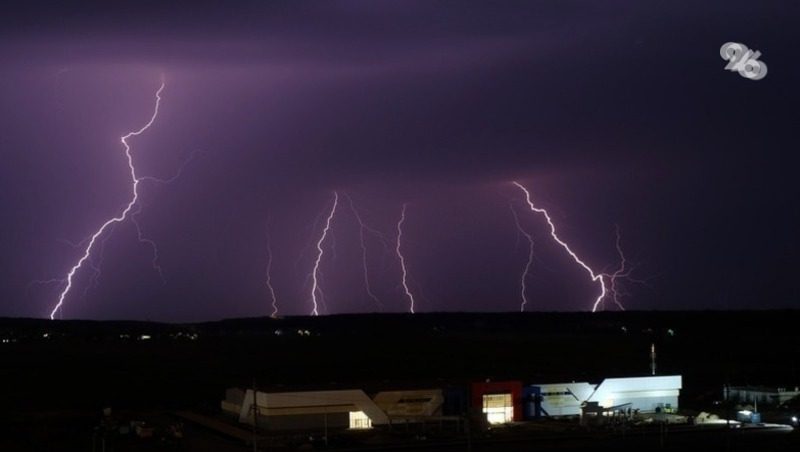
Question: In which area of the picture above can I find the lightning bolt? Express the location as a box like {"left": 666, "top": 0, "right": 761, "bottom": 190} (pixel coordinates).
{"left": 265, "top": 220, "right": 279, "bottom": 318}
{"left": 344, "top": 192, "right": 389, "bottom": 310}
{"left": 510, "top": 202, "right": 535, "bottom": 312}
{"left": 601, "top": 225, "right": 629, "bottom": 311}
{"left": 131, "top": 205, "right": 166, "bottom": 284}
{"left": 396, "top": 203, "right": 416, "bottom": 314}
{"left": 512, "top": 181, "right": 611, "bottom": 312}
{"left": 49, "top": 80, "right": 166, "bottom": 320}
{"left": 310, "top": 191, "right": 338, "bottom": 316}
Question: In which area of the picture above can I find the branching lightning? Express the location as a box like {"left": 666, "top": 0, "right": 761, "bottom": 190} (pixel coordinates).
{"left": 512, "top": 181, "right": 616, "bottom": 312}
{"left": 600, "top": 225, "right": 630, "bottom": 311}
{"left": 131, "top": 205, "right": 166, "bottom": 284}
{"left": 344, "top": 192, "right": 389, "bottom": 310}
{"left": 510, "top": 202, "right": 535, "bottom": 312}
{"left": 395, "top": 203, "right": 416, "bottom": 314}
{"left": 310, "top": 192, "right": 339, "bottom": 316}
{"left": 48, "top": 80, "right": 166, "bottom": 320}
{"left": 265, "top": 220, "right": 279, "bottom": 318}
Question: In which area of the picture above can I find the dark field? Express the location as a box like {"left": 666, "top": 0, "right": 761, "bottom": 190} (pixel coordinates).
{"left": 1, "top": 311, "right": 798, "bottom": 450}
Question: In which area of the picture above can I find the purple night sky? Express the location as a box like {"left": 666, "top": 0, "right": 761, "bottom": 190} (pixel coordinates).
{"left": 0, "top": 1, "right": 797, "bottom": 320}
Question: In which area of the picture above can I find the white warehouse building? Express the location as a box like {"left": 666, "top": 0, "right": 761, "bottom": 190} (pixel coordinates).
{"left": 529, "top": 375, "right": 682, "bottom": 418}
{"left": 223, "top": 388, "right": 389, "bottom": 431}
{"left": 532, "top": 382, "right": 597, "bottom": 417}
{"left": 588, "top": 375, "right": 682, "bottom": 412}
{"left": 222, "top": 388, "right": 446, "bottom": 431}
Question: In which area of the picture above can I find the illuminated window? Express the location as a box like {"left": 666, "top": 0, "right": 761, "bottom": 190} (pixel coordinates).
{"left": 349, "top": 411, "right": 372, "bottom": 429}
{"left": 482, "top": 393, "right": 513, "bottom": 424}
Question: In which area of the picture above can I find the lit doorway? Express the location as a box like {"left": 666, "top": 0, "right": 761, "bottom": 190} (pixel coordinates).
{"left": 349, "top": 411, "right": 372, "bottom": 429}
{"left": 482, "top": 393, "right": 513, "bottom": 424}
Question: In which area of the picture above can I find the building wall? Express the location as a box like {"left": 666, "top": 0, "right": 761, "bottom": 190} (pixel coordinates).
{"left": 470, "top": 381, "right": 523, "bottom": 422}
{"left": 443, "top": 387, "right": 468, "bottom": 416}
{"left": 609, "top": 395, "right": 677, "bottom": 413}
{"left": 524, "top": 376, "right": 683, "bottom": 417}
{"left": 725, "top": 386, "right": 800, "bottom": 406}
{"left": 373, "top": 389, "right": 444, "bottom": 417}
{"left": 255, "top": 413, "right": 349, "bottom": 431}
{"left": 588, "top": 375, "right": 682, "bottom": 413}
{"left": 227, "top": 388, "right": 389, "bottom": 430}
{"left": 527, "top": 382, "right": 595, "bottom": 417}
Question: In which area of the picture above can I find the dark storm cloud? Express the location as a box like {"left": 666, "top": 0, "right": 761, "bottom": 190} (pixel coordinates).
{"left": 0, "top": 1, "right": 798, "bottom": 319}
{"left": 4, "top": 1, "right": 787, "bottom": 184}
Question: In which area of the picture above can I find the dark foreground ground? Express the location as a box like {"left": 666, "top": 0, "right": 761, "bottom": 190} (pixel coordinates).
{"left": 0, "top": 311, "right": 798, "bottom": 450}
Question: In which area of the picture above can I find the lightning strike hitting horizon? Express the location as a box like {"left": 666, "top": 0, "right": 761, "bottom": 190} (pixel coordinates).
{"left": 48, "top": 147, "right": 197, "bottom": 301}
{"left": 344, "top": 192, "right": 389, "bottom": 310}
{"left": 310, "top": 192, "right": 338, "bottom": 316}
{"left": 34, "top": 223, "right": 116, "bottom": 305}
{"left": 265, "top": 221, "right": 279, "bottom": 318}
{"left": 48, "top": 80, "right": 166, "bottom": 320}
{"left": 601, "top": 225, "right": 630, "bottom": 311}
{"left": 396, "top": 203, "right": 416, "bottom": 314}
{"left": 512, "top": 181, "right": 617, "bottom": 312}
{"left": 510, "top": 202, "right": 535, "bottom": 312}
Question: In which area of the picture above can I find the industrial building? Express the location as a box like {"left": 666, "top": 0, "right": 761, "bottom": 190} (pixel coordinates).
{"left": 221, "top": 375, "right": 683, "bottom": 431}
{"left": 222, "top": 388, "right": 450, "bottom": 431}
{"left": 222, "top": 388, "right": 388, "bottom": 431}
{"left": 471, "top": 380, "right": 523, "bottom": 424}
{"left": 588, "top": 375, "right": 682, "bottom": 413}
{"left": 526, "top": 375, "right": 682, "bottom": 419}
{"left": 524, "top": 382, "right": 596, "bottom": 417}
{"left": 724, "top": 385, "right": 800, "bottom": 406}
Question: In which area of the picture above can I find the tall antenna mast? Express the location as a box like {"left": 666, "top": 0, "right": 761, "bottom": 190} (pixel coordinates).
{"left": 650, "top": 343, "right": 657, "bottom": 376}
